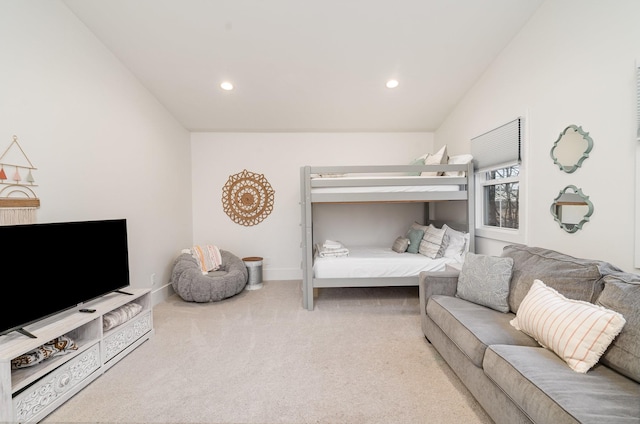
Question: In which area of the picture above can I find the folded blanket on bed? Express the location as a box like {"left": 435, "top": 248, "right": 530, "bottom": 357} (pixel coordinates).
{"left": 323, "top": 240, "right": 343, "bottom": 249}
{"left": 191, "top": 244, "right": 222, "bottom": 274}
{"left": 316, "top": 240, "right": 350, "bottom": 257}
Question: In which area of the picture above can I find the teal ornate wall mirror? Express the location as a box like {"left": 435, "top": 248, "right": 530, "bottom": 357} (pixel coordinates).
{"left": 550, "top": 185, "right": 593, "bottom": 233}
{"left": 550, "top": 125, "right": 593, "bottom": 173}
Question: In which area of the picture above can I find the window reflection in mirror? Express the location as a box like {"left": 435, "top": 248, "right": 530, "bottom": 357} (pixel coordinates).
{"left": 550, "top": 185, "right": 593, "bottom": 233}
{"left": 550, "top": 125, "right": 593, "bottom": 173}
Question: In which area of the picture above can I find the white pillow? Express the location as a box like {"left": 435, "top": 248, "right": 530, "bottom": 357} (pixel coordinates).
{"left": 421, "top": 145, "right": 449, "bottom": 176}
{"left": 442, "top": 224, "right": 468, "bottom": 258}
{"left": 444, "top": 154, "right": 474, "bottom": 176}
{"left": 510, "top": 279, "right": 626, "bottom": 373}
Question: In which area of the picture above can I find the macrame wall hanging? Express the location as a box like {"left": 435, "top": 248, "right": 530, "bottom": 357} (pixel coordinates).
{"left": 0, "top": 135, "right": 40, "bottom": 225}
{"left": 222, "top": 169, "right": 275, "bottom": 226}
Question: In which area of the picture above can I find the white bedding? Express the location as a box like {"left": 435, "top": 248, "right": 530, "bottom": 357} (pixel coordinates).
{"left": 310, "top": 175, "right": 462, "bottom": 194}
{"left": 313, "top": 246, "right": 462, "bottom": 278}
{"left": 311, "top": 185, "right": 460, "bottom": 194}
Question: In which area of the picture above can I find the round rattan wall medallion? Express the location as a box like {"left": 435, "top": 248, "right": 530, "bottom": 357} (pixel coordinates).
{"left": 222, "top": 169, "right": 275, "bottom": 226}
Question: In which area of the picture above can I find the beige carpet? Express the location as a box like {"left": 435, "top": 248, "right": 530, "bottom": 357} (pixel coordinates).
{"left": 42, "top": 281, "right": 493, "bottom": 424}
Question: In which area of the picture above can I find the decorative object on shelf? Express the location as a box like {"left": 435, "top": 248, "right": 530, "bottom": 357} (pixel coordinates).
{"left": 550, "top": 185, "right": 594, "bottom": 233}
{"left": 102, "top": 302, "right": 143, "bottom": 331}
{"left": 550, "top": 125, "right": 593, "bottom": 173}
{"left": 10, "top": 335, "right": 78, "bottom": 369}
{"left": 222, "top": 169, "right": 275, "bottom": 226}
{"left": 0, "top": 135, "right": 40, "bottom": 225}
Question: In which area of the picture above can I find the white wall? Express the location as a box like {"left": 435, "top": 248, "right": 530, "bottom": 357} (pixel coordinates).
{"left": 13, "top": 0, "right": 636, "bottom": 298}
{"left": 191, "top": 132, "right": 433, "bottom": 280}
{"left": 0, "top": 1, "right": 193, "bottom": 303}
{"left": 435, "top": 0, "right": 640, "bottom": 272}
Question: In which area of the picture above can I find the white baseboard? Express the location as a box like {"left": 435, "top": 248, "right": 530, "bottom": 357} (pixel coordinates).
{"left": 149, "top": 271, "right": 300, "bottom": 306}
{"left": 151, "top": 283, "right": 174, "bottom": 306}
{"left": 263, "top": 267, "right": 301, "bottom": 281}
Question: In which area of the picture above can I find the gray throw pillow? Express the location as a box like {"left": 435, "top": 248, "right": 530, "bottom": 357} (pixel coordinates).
{"left": 456, "top": 252, "right": 514, "bottom": 313}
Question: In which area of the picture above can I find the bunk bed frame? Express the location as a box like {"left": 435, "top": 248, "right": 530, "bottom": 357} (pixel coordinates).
{"left": 300, "top": 162, "right": 475, "bottom": 310}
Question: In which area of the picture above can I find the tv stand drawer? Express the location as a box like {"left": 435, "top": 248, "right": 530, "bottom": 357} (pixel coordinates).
{"left": 13, "top": 342, "right": 100, "bottom": 422}
{"left": 103, "top": 310, "right": 152, "bottom": 362}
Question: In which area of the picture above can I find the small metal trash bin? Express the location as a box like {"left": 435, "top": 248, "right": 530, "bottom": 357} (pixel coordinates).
{"left": 242, "top": 256, "right": 263, "bottom": 290}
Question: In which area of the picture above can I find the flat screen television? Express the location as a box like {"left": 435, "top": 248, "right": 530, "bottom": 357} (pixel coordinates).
{"left": 0, "top": 218, "right": 131, "bottom": 338}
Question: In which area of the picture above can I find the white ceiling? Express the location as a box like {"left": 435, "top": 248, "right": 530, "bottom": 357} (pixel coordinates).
{"left": 63, "top": 0, "right": 544, "bottom": 132}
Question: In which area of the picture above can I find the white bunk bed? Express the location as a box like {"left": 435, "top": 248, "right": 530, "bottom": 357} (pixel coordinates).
{"left": 300, "top": 163, "right": 475, "bottom": 310}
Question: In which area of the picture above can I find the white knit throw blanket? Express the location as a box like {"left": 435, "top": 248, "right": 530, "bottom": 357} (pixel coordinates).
{"left": 191, "top": 244, "right": 222, "bottom": 274}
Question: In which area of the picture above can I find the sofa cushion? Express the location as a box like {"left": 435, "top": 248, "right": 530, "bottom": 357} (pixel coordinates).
{"left": 456, "top": 252, "right": 513, "bottom": 313}
{"left": 501, "top": 244, "right": 621, "bottom": 313}
{"left": 426, "top": 295, "right": 538, "bottom": 367}
{"left": 511, "top": 279, "right": 626, "bottom": 373}
{"left": 596, "top": 272, "right": 640, "bottom": 383}
{"left": 484, "top": 345, "right": 640, "bottom": 424}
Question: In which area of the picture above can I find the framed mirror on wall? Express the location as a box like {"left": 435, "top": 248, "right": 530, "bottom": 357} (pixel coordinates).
{"left": 551, "top": 185, "right": 593, "bottom": 233}
{"left": 550, "top": 125, "right": 593, "bottom": 173}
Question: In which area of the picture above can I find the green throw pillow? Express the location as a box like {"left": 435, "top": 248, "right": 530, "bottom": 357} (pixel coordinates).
{"left": 406, "top": 228, "right": 424, "bottom": 254}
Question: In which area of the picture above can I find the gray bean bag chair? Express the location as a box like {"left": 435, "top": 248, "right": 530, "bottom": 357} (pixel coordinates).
{"left": 171, "top": 250, "right": 248, "bottom": 302}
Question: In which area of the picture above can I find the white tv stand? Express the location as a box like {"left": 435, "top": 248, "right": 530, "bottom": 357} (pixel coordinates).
{"left": 0, "top": 288, "right": 153, "bottom": 423}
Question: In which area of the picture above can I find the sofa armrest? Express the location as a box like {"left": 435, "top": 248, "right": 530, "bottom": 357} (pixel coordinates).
{"left": 419, "top": 270, "right": 460, "bottom": 299}
{"left": 419, "top": 270, "right": 460, "bottom": 339}
{"left": 419, "top": 271, "right": 460, "bottom": 314}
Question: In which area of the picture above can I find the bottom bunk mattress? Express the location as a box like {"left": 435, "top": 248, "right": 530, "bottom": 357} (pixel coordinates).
{"left": 313, "top": 246, "right": 461, "bottom": 279}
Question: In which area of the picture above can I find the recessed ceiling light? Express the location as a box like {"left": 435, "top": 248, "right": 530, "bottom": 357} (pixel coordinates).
{"left": 386, "top": 79, "right": 399, "bottom": 89}
{"left": 220, "top": 81, "right": 234, "bottom": 91}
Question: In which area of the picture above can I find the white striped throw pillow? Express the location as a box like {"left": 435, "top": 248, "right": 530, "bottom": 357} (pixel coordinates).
{"left": 510, "top": 279, "right": 626, "bottom": 373}
{"left": 418, "top": 224, "right": 446, "bottom": 259}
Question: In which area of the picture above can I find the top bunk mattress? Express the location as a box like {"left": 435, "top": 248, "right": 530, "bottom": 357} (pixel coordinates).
{"left": 302, "top": 164, "right": 472, "bottom": 203}
{"left": 307, "top": 175, "right": 468, "bottom": 202}
{"left": 313, "top": 246, "right": 462, "bottom": 279}
{"left": 310, "top": 176, "right": 462, "bottom": 194}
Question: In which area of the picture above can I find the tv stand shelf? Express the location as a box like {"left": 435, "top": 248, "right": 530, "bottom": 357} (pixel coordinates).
{"left": 0, "top": 288, "right": 153, "bottom": 423}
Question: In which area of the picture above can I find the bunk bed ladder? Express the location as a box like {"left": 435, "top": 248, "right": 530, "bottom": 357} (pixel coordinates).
{"left": 300, "top": 166, "right": 314, "bottom": 310}
{"left": 466, "top": 161, "right": 476, "bottom": 253}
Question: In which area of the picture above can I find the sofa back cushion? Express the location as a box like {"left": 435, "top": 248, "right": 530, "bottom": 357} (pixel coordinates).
{"left": 596, "top": 272, "right": 640, "bottom": 383}
{"left": 501, "top": 244, "right": 621, "bottom": 313}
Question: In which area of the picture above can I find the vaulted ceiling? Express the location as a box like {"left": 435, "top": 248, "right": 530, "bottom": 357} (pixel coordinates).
{"left": 63, "top": 0, "right": 544, "bottom": 132}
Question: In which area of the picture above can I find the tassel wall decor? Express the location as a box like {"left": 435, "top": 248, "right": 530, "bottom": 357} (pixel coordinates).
{"left": 0, "top": 135, "right": 40, "bottom": 225}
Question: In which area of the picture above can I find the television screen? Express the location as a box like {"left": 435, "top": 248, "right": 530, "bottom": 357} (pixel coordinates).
{"left": 0, "top": 219, "right": 130, "bottom": 338}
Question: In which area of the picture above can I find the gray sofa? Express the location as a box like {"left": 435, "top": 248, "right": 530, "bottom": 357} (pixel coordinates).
{"left": 419, "top": 244, "right": 640, "bottom": 424}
